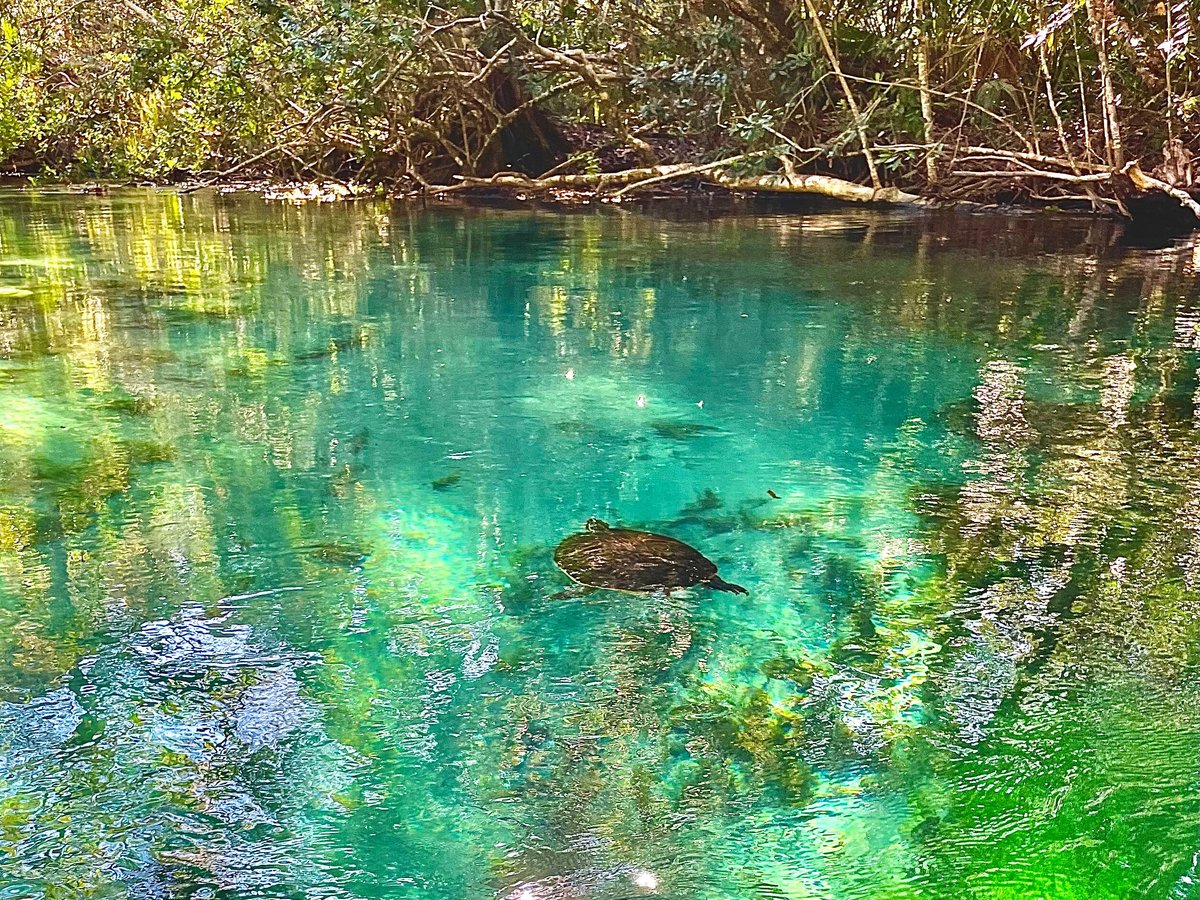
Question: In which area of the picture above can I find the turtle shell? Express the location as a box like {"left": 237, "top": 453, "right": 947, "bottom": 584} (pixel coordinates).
{"left": 553, "top": 518, "right": 745, "bottom": 594}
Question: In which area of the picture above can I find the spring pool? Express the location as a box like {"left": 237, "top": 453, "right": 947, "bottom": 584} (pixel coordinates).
{"left": 0, "top": 190, "right": 1197, "bottom": 899}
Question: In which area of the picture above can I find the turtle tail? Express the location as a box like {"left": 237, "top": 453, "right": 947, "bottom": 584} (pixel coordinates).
{"left": 708, "top": 577, "right": 748, "bottom": 595}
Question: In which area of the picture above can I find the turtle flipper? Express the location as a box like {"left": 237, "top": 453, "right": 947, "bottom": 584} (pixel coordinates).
{"left": 707, "top": 576, "right": 748, "bottom": 595}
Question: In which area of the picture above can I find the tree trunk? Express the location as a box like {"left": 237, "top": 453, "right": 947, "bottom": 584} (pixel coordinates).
{"left": 1086, "top": 0, "right": 1124, "bottom": 168}
{"left": 487, "top": 68, "right": 570, "bottom": 176}
{"left": 914, "top": 0, "right": 938, "bottom": 183}
{"left": 802, "top": 0, "right": 882, "bottom": 189}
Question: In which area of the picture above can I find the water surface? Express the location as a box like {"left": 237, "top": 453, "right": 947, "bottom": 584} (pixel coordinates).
{"left": 0, "top": 191, "right": 1198, "bottom": 899}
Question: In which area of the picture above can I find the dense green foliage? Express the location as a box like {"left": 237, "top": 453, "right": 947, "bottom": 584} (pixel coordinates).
{"left": 2, "top": 0, "right": 1197, "bottom": 194}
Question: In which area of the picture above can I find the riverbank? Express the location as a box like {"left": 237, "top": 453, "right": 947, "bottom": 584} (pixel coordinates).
{"left": 8, "top": 0, "right": 1199, "bottom": 238}
{"left": 7, "top": 166, "right": 1200, "bottom": 241}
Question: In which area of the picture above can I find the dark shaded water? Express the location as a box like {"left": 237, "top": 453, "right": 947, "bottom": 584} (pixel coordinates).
{"left": 0, "top": 190, "right": 1197, "bottom": 899}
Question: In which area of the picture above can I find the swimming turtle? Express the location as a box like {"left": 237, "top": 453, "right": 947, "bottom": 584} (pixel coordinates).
{"left": 553, "top": 518, "right": 747, "bottom": 595}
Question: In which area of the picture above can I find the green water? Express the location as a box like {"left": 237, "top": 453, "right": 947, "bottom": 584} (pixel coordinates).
{"left": 0, "top": 190, "right": 1198, "bottom": 900}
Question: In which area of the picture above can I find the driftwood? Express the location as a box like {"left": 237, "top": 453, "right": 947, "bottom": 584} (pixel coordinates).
{"left": 1123, "top": 162, "right": 1200, "bottom": 220}
{"left": 442, "top": 164, "right": 707, "bottom": 193}
{"left": 431, "top": 156, "right": 930, "bottom": 207}
{"left": 707, "top": 169, "right": 925, "bottom": 204}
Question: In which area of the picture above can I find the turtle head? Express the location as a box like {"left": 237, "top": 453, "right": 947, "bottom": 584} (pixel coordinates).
{"left": 585, "top": 518, "right": 611, "bottom": 532}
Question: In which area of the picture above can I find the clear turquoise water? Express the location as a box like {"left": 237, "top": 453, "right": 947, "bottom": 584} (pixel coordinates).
{"left": 0, "top": 191, "right": 1198, "bottom": 899}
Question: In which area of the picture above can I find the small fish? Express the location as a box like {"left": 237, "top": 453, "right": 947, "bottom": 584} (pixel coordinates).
{"left": 649, "top": 420, "right": 719, "bottom": 441}
{"left": 104, "top": 394, "right": 156, "bottom": 416}
{"left": 768, "top": 489, "right": 780, "bottom": 499}
{"left": 294, "top": 335, "right": 364, "bottom": 362}
{"left": 125, "top": 439, "right": 177, "bottom": 465}
{"left": 680, "top": 488, "right": 723, "bottom": 515}
{"left": 310, "top": 542, "right": 370, "bottom": 567}
{"left": 432, "top": 472, "right": 461, "bottom": 491}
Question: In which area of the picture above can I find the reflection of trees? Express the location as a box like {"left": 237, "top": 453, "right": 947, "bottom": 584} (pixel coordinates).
{"left": 889, "top": 260, "right": 1200, "bottom": 894}
{"left": 1, "top": 191, "right": 1200, "bottom": 895}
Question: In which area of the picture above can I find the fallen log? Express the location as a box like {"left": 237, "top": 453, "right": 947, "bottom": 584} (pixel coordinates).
{"left": 430, "top": 157, "right": 932, "bottom": 207}
{"left": 1122, "top": 162, "right": 1200, "bottom": 220}
{"left": 419, "top": 150, "right": 1200, "bottom": 224}
{"left": 440, "top": 157, "right": 750, "bottom": 194}
{"left": 706, "top": 170, "right": 927, "bottom": 205}
{"left": 949, "top": 157, "right": 1200, "bottom": 220}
